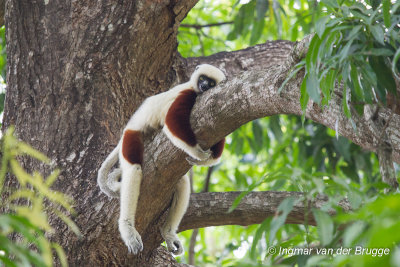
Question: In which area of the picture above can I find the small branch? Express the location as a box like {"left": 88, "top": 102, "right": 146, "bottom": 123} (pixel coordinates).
{"left": 188, "top": 228, "right": 198, "bottom": 265}
{"left": 202, "top": 166, "right": 214, "bottom": 192}
{"left": 179, "top": 191, "right": 351, "bottom": 232}
{"left": 180, "top": 22, "right": 233, "bottom": 29}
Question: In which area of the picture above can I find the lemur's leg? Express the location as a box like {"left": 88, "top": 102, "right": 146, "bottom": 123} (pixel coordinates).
{"left": 119, "top": 130, "right": 144, "bottom": 254}
{"left": 163, "top": 89, "right": 211, "bottom": 161}
{"left": 97, "top": 144, "right": 121, "bottom": 198}
{"left": 161, "top": 174, "right": 190, "bottom": 255}
{"left": 186, "top": 138, "right": 225, "bottom": 166}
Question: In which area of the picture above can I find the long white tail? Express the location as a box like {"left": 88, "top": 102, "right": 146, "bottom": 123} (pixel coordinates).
{"left": 97, "top": 143, "right": 121, "bottom": 198}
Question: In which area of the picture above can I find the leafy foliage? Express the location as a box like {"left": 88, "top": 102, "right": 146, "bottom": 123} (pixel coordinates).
{"left": 178, "top": 0, "right": 326, "bottom": 57}
{"left": 299, "top": 0, "right": 400, "bottom": 117}
{"left": 0, "top": 128, "right": 80, "bottom": 267}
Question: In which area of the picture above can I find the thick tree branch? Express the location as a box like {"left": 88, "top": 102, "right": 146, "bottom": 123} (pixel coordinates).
{"left": 99, "top": 36, "right": 400, "bottom": 255}
{"left": 180, "top": 191, "right": 351, "bottom": 231}
{"left": 182, "top": 39, "right": 400, "bottom": 164}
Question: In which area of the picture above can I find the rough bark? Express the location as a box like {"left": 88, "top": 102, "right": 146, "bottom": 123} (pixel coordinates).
{"left": 180, "top": 191, "right": 351, "bottom": 232}
{"left": 4, "top": 0, "right": 198, "bottom": 265}
{"left": 0, "top": 0, "right": 4, "bottom": 26}
{"left": 3, "top": 0, "right": 399, "bottom": 266}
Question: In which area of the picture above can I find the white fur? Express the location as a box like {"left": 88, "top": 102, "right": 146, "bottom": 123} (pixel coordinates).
{"left": 160, "top": 174, "right": 190, "bottom": 255}
{"left": 186, "top": 155, "right": 221, "bottom": 166}
{"left": 97, "top": 64, "right": 226, "bottom": 255}
{"left": 163, "top": 126, "right": 211, "bottom": 161}
{"left": 97, "top": 143, "right": 121, "bottom": 198}
{"left": 118, "top": 163, "right": 143, "bottom": 254}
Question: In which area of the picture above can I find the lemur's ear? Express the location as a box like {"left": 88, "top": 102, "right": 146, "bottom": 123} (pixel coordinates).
{"left": 195, "top": 65, "right": 200, "bottom": 70}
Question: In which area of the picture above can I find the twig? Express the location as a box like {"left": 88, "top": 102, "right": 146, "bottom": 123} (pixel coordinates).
{"left": 180, "top": 22, "right": 233, "bottom": 29}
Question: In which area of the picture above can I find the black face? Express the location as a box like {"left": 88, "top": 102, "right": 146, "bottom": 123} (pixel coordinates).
{"left": 197, "top": 75, "right": 216, "bottom": 92}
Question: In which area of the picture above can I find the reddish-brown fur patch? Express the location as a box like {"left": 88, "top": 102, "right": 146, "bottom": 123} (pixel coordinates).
{"left": 211, "top": 138, "right": 225, "bottom": 158}
{"left": 165, "top": 89, "right": 198, "bottom": 147}
{"left": 122, "top": 130, "right": 143, "bottom": 165}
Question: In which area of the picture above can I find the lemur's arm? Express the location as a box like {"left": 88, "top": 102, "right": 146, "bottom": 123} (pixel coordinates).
{"left": 163, "top": 88, "right": 225, "bottom": 165}
{"left": 163, "top": 89, "right": 212, "bottom": 161}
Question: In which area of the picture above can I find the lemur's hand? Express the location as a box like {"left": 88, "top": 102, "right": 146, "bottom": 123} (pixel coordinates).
{"left": 192, "top": 144, "right": 212, "bottom": 161}
{"left": 119, "top": 219, "right": 143, "bottom": 254}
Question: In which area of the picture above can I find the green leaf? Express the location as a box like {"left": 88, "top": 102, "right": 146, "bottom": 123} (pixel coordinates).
{"left": 255, "top": 0, "right": 268, "bottom": 20}
{"left": 269, "top": 197, "right": 297, "bottom": 244}
{"left": 45, "top": 169, "right": 61, "bottom": 187}
{"left": 315, "top": 16, "right": 329, "bottom": 38}
{"left": 300, "top": 77, "right": 309, "bottom": 113}
{"left": 306, "top": 73, "right": 320, "bottom": 104}
{"left": 321, "top": 68, "right": 336, "bottom": 102}
{"left": 392, "top": 47, "right": 400, "bottom": 79}
{"left": 234, "top": 134, "right": 244, "bottom": 155}
{"left": 250, "top": 0, "right": 268, "bottom": 44}
{"left": 17, "top": 142, "right": 50, "bottom": 164}
{"left": 364, "top": 48, "right": 394, "bottom": 56}
{"left": 52, "top": 243, "right": 68, "bottom": 267}
{"left": 312, "top": 209, "right": 334, "bottom": 246}
{"left": 250, "top": 19, "right": 264, "bottom": 45}
{"left": 269, "top": 116, "right": 283, "bottom": 142}
{"left": 10, "top": 159, "right": 32, "bottom": 186}
{"left": 382, "top": 0, "right": 391, "bottom": 28}
{"left": 306, "top": 35, "right": 320, "bottom": 71}
{"left": 371, "top": 0, "right": 382, "bottom": 10}
{"left": 53, "top": 208, "right": 82, "bottom": 237}
{"left": 370, "top": 25, "right": 385, "bottom": 45}
{"left": 321, "top": 0, "right": 339, "bottom": 9}
{"left": 278, "top": 61, "right": 304, "bottom": 93}
{"left": 0, "top": 254, "right": 18, "bottom": 267}
{"left": 345, "top": 25, "right": 362, "bottom": 41}
{"left": 343, "top": 221, "right": 366, "bottom": 246}
{"left": 339, "top": 38, "right": 355, "bottom": 63}
{"left": 250, "top": 218, "right": 270, "bottom": 259}
{"left": 228, "top": 1, "right": 255, "bottom": 40}
{"left": 369, "top": 55, "right": 397, "bottom": 94}
{"left": 252, "top": 120, "right": 263, "bottom": 147}
{"left": 350, "top": 63, "right": 364, "bottom": 100}
{"left": 342, "top": 84, "right": 351, "bottom": 118}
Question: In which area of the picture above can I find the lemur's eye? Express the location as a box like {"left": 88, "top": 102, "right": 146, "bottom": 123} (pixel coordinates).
{"left": 210, "top": 81, "right": 215, "bottom": 87}
{"left": 199, "top": 76, "right": 204, "bottom": 81}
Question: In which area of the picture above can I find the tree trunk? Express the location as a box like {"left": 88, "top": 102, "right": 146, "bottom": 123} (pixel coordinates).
{"left": 3, "top": 1, "right": 399, "bottom": 266}
{"left": 4, "top": 0, "right": 197, "bottom": 265}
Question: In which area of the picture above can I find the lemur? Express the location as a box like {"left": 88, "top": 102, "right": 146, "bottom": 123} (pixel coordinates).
{"left": 97, "top": 64, "right": 226, "bottom": 255}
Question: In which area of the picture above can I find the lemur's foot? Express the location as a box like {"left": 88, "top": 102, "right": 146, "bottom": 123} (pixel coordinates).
{"left": 99, "top": 183, "right": 120, "bottom": 199}
{"left": 119, "top": 219, "right": 143, "bottom": 254}
{"left": 107, "top": 168, "right": 122, "bottom": 197}
{"left": 161, "top": 230, "right": 183, "bottom": 255}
